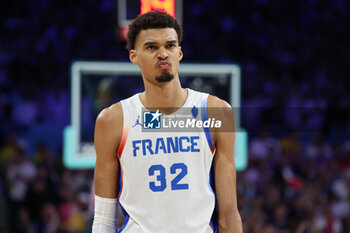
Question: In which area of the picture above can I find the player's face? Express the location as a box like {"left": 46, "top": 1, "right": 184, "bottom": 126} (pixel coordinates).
{"left": 129, "top": 28, "right": 183, "bottom": 84}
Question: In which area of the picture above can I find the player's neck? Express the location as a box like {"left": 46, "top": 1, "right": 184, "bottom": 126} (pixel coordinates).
{"left": 140, "top": 79, "right": 187, "bottom": 112}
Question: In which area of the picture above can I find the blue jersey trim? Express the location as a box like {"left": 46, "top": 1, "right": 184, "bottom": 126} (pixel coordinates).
{"left": 201, "top": 98, "right": 215, "bottom": 153}
{"left": 117, "top": 168, "right": 122, "bottom": 197}
{"left": 209, "top": 163, "right": 217, "bottom": 233}
{"left": 210, "top": 220, "right": 217, "bottom": 233}
{"left": 201, "top": 96, "right": 216, "bottom": 232}
{"left": 118, "top": 203, "right": 130, "bottom": 233}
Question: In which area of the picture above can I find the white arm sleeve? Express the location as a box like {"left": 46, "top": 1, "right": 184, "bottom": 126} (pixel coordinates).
{"left": 92, "top": 195, "right": 117, "bottom": 233}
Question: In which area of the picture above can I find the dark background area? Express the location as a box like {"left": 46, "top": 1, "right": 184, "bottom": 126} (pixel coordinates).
{"left": 0, "top": 0, "right": 350, "bottom": 232}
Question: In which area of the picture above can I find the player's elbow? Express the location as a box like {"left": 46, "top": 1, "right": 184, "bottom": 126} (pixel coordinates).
{"left": 218, "top": 206, "right": 242, "bottom": 230}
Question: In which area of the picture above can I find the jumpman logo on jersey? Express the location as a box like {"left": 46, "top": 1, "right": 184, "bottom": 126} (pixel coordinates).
{"left": 132, "top": 115, "right": 142, "bottom": 128}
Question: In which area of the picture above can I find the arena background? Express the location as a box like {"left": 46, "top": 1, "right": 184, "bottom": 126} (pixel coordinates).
{"left": 1, "top": 0, "right": 350, "bottom": 232}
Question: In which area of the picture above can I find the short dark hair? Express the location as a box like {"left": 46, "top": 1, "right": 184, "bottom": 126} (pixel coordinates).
{"left": 126, "top": 10, "right": 183, "bottom": 51}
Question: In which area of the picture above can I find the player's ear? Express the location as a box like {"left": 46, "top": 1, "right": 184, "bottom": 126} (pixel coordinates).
{"left": 129, "top": 49, "right": 138, "bottom": 65}
{"left": 179, "top": 46, "right": 183, "bottom": 61}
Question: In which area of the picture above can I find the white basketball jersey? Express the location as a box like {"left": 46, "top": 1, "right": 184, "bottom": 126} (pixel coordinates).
{"left": 117, "top": 89, "right": 217, "bottom": 233}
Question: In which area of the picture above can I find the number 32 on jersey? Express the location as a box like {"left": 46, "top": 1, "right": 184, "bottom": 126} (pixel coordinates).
{"left": 148, "top": 163, "right": 189, "bottom": 192}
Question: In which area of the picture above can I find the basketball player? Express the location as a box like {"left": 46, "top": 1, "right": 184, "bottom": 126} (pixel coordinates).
{"left": 92, "top": 11, "right": 243, "bottom": 233}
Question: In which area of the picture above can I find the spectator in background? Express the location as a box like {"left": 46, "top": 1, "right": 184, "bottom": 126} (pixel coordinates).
{"left": 6, "top": 147, "right": 37, "bottom": 203}
{"left": 58, "top": 185, "right": 87, "bottom": 233}
{"left": 6, "top": 146, "right": 37, "bottom": 232}
{"left": 21, "top": 177, "right": 55, "bottom": 232}
{"left": 0, "top": 132, "right": 19, "bottom": 166}
{"left": 39, "top": 202, "right": 60, "bottom": 233}
{"left": 249, "top": 129, "right": 281, "bottom": 160}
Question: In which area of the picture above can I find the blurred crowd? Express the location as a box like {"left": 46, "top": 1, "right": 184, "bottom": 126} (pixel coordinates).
{"left": 1, "top": 130, "right": 349, "bottom": 233}
{"left": 1, "top": 0, "right": 350, "bottom": 232}
{"left": 240, "top": 132, "right": 350, "bottom": 233}
{"left": 1, "top": 0, "right": 350, "bottom": 132}
{"left": 1, "top": 0, "right": 350, "bottom": 130}
{"left": 0, "top": 133, "right": 94, "bottom": 233}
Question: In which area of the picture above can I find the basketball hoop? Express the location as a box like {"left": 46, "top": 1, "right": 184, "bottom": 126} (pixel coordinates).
{"left": 117, "top": 0, "right": 183, "bottom": 41}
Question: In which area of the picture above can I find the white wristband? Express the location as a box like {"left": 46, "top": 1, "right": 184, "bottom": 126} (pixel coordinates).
{"left": 92, "top": 195, "right": 117, "bottom": 233}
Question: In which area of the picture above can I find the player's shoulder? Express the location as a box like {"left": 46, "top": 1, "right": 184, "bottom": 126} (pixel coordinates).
{"left": 207, "top": 95, "right": 234, "bottom": 128}
{"left": 207, "top": 95, "right": 232, "bottom": 108}
{"left": 189, "top": 89, "right": 230, "bottom": 108}
{"left": 206, "top": 95, "right": 234, "bottom": 144}
{"left": 95, "top": 102, "right": 123, "bottom": 130}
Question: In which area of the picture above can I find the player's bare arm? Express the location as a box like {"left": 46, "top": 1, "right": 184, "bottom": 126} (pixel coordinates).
{"left": 92, "top": 103, "right": 123, "bottom": 232}
{"left": 208, "top": 95, "right": 243, "bottom": 233}
{"left": 94, "top": 102, "right": 123, "bottom": 197}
